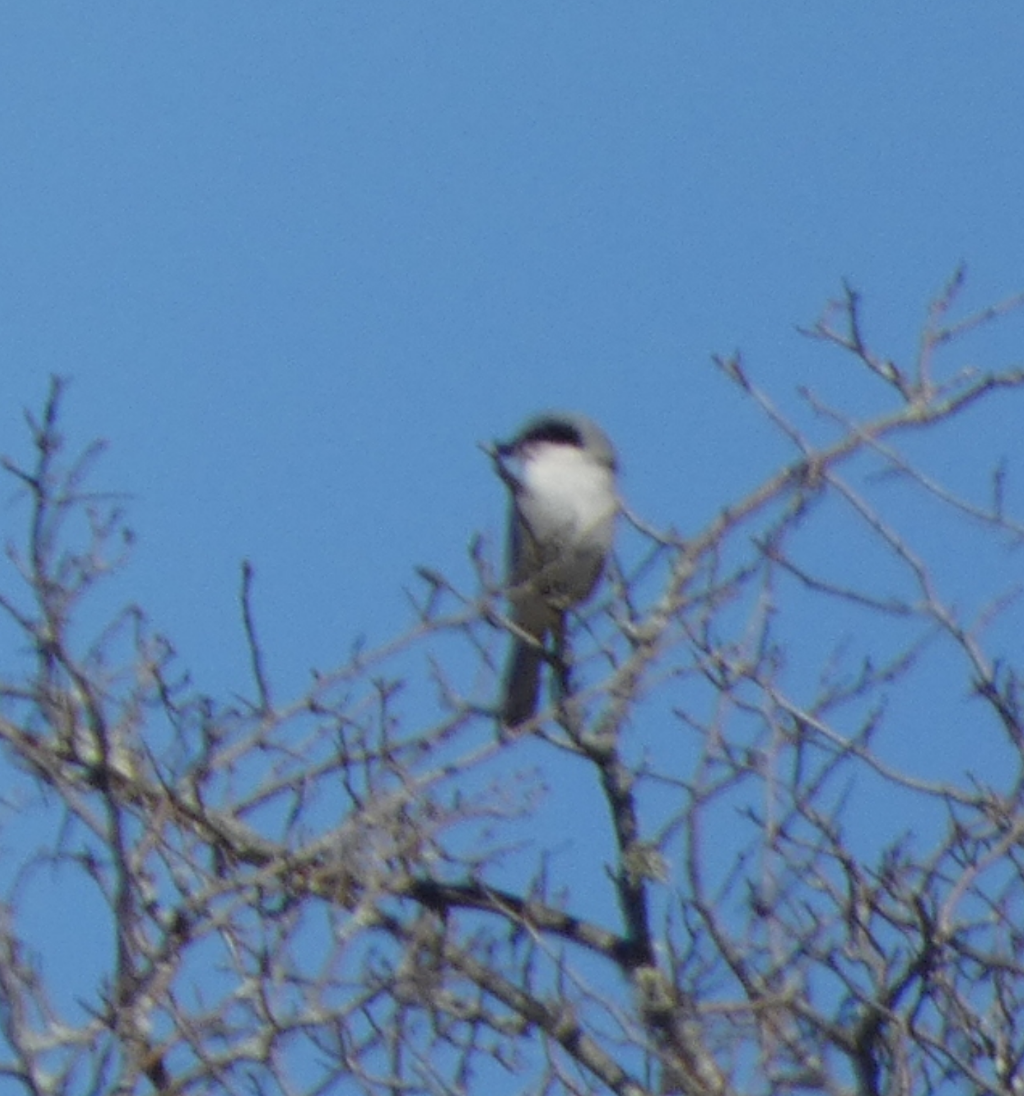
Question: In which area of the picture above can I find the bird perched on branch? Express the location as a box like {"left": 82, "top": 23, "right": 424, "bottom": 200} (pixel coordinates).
{"left": 495, "top": 412, "right": 618, "bottom": 726}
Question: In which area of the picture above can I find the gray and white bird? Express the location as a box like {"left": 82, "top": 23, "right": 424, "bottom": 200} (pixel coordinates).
{"left": 497, "top": 412, "right": 618, "bottom": 726}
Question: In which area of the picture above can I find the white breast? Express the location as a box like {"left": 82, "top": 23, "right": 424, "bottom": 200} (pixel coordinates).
{"left": 519, "top": 443, "right": 617, "bottom": 550}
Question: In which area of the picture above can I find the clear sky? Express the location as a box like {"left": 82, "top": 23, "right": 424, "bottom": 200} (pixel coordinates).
{"left": 1, "top": 4, "right": 1023, "bottom": 1070}
{"left": 2, "top": 5, "right": 1021, "bottom": 694}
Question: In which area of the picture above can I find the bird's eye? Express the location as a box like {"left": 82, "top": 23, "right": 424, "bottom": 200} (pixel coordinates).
{"left": 521, "top": 420, "right": 583, "bottom": 448}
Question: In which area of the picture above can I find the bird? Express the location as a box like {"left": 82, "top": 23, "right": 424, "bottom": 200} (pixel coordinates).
{"left": 496, "top": 412, "right": 618, "bottom": 726}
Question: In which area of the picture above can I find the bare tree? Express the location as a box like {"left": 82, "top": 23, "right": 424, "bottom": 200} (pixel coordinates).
{"left": 2, "top": 273, "right": 1024, "bottom": 1096}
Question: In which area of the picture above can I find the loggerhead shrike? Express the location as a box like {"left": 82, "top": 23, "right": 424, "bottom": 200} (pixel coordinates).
{"left": 496, "top": 412, "right": 618, "bottom": 726}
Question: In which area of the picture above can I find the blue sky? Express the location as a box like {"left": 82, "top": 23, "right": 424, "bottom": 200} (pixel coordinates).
{"left": 2, "top": 5, "right": 1021, "bottom": 696}
{"left": 1, "top": 4, "right": 1024, "bottom": 1070}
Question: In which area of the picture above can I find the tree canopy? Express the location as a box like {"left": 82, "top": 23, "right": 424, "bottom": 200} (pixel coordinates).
{"left": 2, "top": 277, "right": 1024, "bottom": 1095}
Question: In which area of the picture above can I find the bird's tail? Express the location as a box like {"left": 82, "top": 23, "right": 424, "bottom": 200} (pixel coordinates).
{"left": 501, "top": 639, "right": 544, "bottom": 727}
